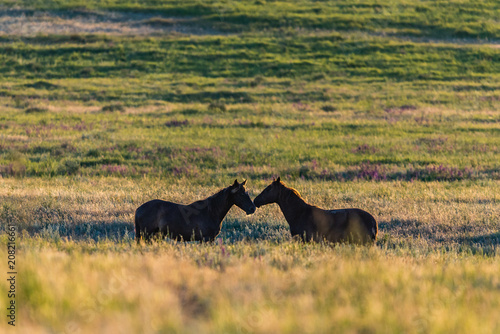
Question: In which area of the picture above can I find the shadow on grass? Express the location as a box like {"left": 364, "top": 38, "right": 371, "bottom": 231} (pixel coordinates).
{"left": 17, "top": 217, "right": 499, "bottom": 255}
{"left": 25, "top": 221, "right": 135, "bottom": 242}
{"left": 379, "top": 218, "right": 499, "bottom": 255}
{"left": 21, "top": 218, "right": 289, "bottom": 243}
{"left": 459, "top": 232, "right": 500, "bottom": 248}
{"left": 219, "top": 218, "right": 290, "bottom": 243}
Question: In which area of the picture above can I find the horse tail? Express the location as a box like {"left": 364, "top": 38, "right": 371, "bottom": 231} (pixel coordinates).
{"left": 135, "top": 210, "right": 141, "bottom": 244}
{"left": 370, "top": 215, "right": 378, "bottom": 242}
{"left": 358, "top": 209, "right": 378, "bottom": 243}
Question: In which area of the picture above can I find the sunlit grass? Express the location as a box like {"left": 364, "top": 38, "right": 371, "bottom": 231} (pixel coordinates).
{"left": 0, "top": 0, "right": 499, "bottom": 332}
{"left": 1, "top": 236, "right": 499, "bottom": 333}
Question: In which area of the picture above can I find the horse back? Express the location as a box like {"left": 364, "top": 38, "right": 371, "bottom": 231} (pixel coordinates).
{"left": 135, "top": 199, "right": 176, "bottom": 220}
{"left": 135, "top": 199, "right": 179, "bottom": 233}
{"left": 326, "top": 208, "right": 377, "bottom": 244}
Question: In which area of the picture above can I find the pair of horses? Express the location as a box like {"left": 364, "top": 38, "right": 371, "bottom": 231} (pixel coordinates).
{"left": 135, "top": 178, "right": 378, "bottom": 245}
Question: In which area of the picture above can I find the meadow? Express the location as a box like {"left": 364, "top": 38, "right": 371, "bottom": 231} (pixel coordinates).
{"left": 0, "top": 0, "right": 499, "bottom": 333}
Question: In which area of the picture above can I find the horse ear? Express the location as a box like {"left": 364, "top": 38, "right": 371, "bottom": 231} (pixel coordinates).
{"left": 241, "top": 179, "right": 247, "bottom": 186}
{"left": 276, "top": 176, "right": 281, "bottom": 182}
{"left": 233, "top": 179, "right": 238, "bottom": 187}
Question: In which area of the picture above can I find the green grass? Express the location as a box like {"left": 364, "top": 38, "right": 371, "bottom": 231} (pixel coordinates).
{"left": 1, "top": 102, "right": 499, "bottom": 180}
{"left": 1, "top": 34, "right": 498, "bottom": 80}
{"left": 1, "top": 0, "right": 499, "bottom": 38}
{"left": 0, "top": 0, "right": 499, "bottom": 332}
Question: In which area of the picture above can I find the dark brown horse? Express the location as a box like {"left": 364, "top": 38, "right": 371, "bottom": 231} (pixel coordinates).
{"left": 254, "top": 177, "right": 377, "bottom": 244}
{"left": 135, "top": 179, "right": 255, "bottom": 243}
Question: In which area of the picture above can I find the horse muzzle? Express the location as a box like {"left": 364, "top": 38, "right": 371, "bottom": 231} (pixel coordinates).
{"left": 246, "top": 206, "right": 256, "bottom": 215}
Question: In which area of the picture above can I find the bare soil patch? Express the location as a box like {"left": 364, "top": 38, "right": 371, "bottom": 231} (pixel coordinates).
{"left": 0, "top": 9, "right": 220, "bottom": 36}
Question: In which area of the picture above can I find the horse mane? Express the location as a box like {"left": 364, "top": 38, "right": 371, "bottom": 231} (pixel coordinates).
{"left": 206, "top": 186, "right": 230, "bottom": 214}
{"left": 279, "top": 182, "right": 310, "bottom": 208}
{"left": 207, "top": 186, "right": 228, "bottom": 201}
{"left": 289, "top": 187, "right": 302, "bottom": 198}
{"left": 281, "top": 183, "right": 303, "bottom": 200}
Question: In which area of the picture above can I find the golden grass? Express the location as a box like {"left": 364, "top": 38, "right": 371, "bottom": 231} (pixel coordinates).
{"left": 1, "top": 178, "right": 499, "bottom": 244}
{"left": 1, "top": 239, "right": 499, "bottom": 333}
{"left": 0, "top": 178, "right": 499, "bottom": 332}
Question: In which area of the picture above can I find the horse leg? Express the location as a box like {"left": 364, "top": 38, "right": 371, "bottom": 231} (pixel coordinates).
{"left": 142, "top": 227, "right": 160, "bottom": 244}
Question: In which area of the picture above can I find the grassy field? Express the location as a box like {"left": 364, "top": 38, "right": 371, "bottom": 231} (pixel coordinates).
{"left": 0, "top": 0, "right": 499, "bottom": 333}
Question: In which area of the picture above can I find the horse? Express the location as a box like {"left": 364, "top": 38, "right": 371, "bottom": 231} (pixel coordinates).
{"left": 135, "top": 179, "right": 255, "bottom": 243}
{"left": 253, "top": 177, "right": 377, "bottom": 244}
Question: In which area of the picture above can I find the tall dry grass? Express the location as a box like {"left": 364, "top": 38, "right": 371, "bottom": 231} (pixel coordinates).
{"left": 1, "top": 238, "right": 499, "bottom": 333}
{"left": 0, "top": 178, "right": 499, "bottom": 332}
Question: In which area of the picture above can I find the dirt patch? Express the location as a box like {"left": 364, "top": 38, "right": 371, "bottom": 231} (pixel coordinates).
{"left": 0, "top": 9, "right": 221, "bottom": 36}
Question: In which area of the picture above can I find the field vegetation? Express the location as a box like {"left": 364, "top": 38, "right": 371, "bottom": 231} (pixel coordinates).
{"left": 0, "top": 0, "right": 499, "bottom": 333}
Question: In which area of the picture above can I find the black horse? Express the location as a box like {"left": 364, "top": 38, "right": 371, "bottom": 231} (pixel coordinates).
{"left": 135, "top": 179, "right": 255, "bottom": 243}
{"left": 254, "top": 177, "right": 377, "bottom": 244}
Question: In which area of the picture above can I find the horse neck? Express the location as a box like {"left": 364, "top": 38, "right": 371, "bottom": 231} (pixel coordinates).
{"left": 207, "top": 188, "right": 233, "bottom": 224}
{"left": 277, "top": 187, "right": 309, "bottom": 227}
